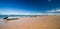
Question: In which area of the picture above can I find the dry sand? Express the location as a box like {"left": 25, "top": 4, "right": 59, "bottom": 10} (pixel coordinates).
{"left": 0, "top": 16, "right": 60, "bottom": 29}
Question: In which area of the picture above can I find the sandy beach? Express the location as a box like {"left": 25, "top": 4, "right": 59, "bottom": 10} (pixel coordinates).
{"left": 0, "top": 16, "right": 60, "bottom": 29}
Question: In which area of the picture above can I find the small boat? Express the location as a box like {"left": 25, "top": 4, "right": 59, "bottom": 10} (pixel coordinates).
{"left": 3, "top": 17, "right": 19, "bottom": 21}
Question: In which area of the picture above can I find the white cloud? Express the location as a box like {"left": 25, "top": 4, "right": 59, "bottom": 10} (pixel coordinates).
{"left": 47, "top": 10, "right": 55, "bottom": 12}
{"left": 47, "top": 9, "right": 60, "bottom": 12}
{"left": 45, "top": 9, "right": 60, "bottom": 15}
{"left": 56, "top": 9, "right": 60, "bottom": 12}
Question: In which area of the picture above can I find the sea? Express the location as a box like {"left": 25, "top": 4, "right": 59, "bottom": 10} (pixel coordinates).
{"left": 0, "top": 15, "right": 41, "bottom": 19}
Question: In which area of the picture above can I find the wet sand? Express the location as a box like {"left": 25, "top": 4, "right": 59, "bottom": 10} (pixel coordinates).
{"left": 0, "top": 16, "right": 60, "bottom": 29}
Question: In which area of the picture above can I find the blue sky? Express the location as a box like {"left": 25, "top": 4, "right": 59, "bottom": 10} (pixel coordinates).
{"left": 0, "top": 0, "right": 60, "bottom": 15}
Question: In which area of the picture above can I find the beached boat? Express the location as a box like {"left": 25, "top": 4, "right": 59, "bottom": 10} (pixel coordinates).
{"left": 3, "top": 17, "right": 19, "bottom": 21}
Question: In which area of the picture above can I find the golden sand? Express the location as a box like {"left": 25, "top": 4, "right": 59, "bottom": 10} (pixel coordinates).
{"left": 0, "top": 16, "right": 60, "bottom": 29}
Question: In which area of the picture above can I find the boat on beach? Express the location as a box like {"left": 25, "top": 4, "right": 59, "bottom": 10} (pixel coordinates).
{"left": 3, "top": 16, "right": 19, "bottom": 21}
